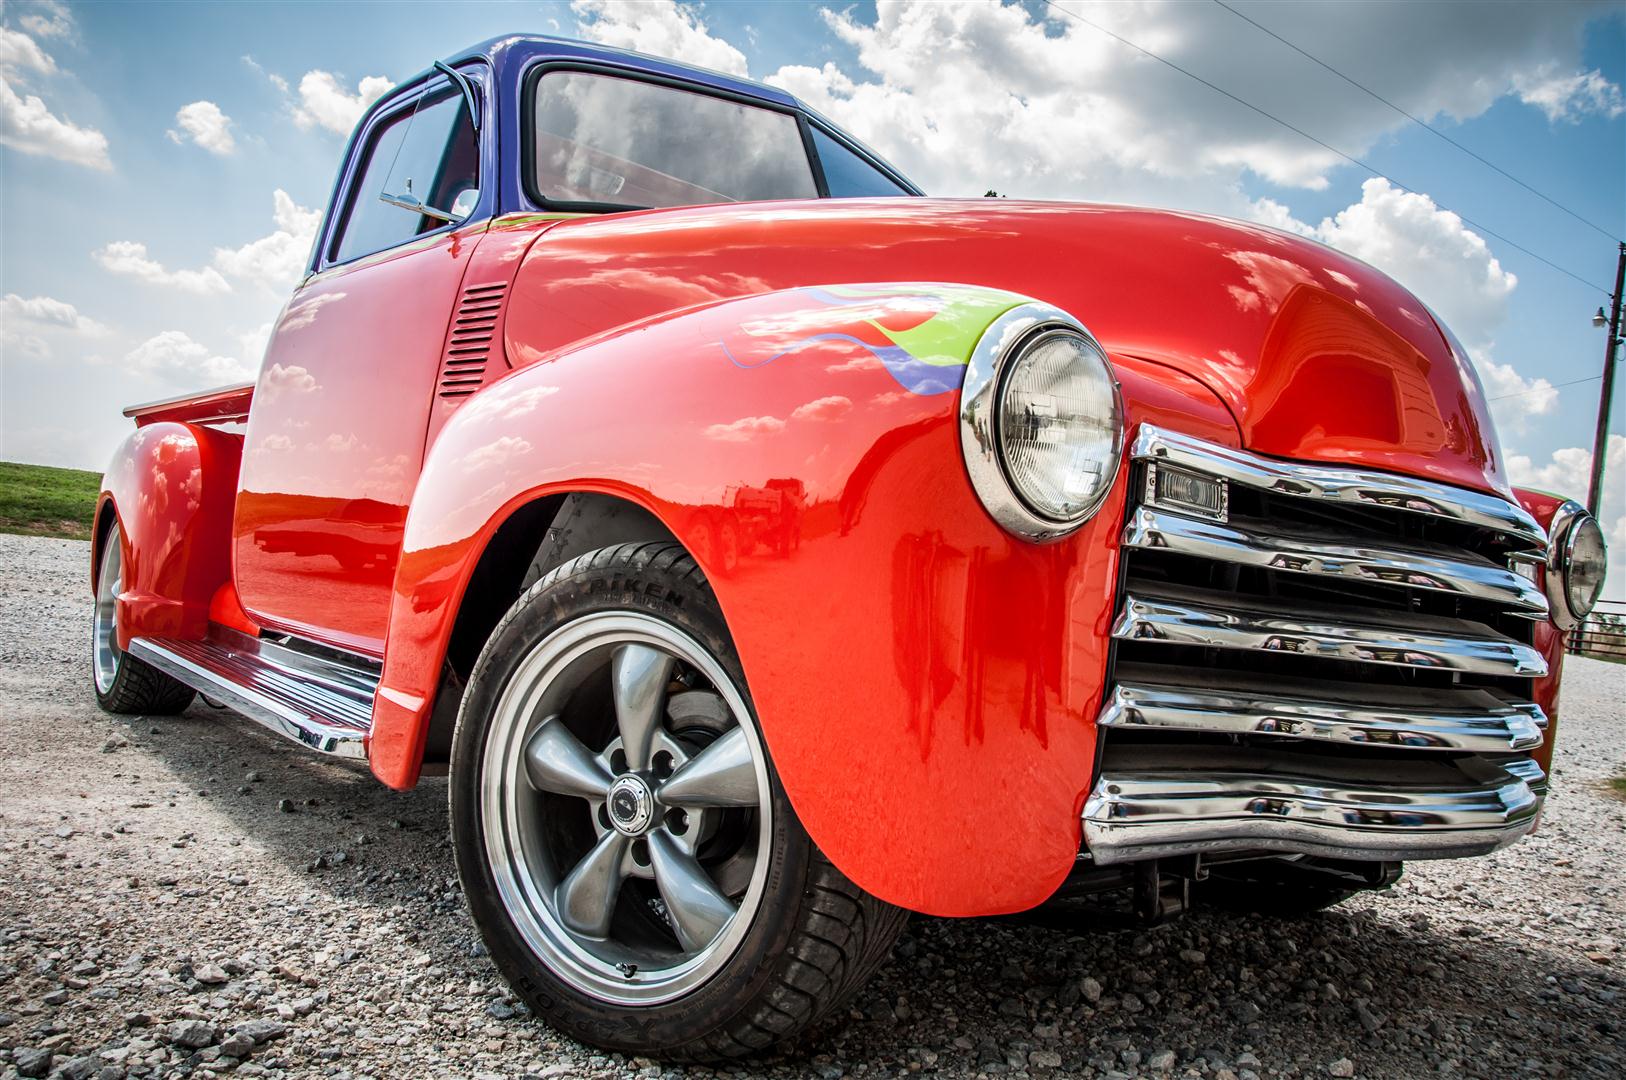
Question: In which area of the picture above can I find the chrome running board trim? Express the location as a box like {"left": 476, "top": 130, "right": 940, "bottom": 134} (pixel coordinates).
{"left": 129, "top": 629, "right": 374, "bottom": 759}
{"left": 1082, "top": 748, "right": 1544, "bottom": 866}
{"left": 1112, "top": 588, "right": 1548, "bottom": 677}
{"left": 1099, "top": 678, "right": 1546, "bottom": 753}
{"left": 1131, "top": 424, "right": 1546, "bottom": 548}
{"left": 1121, "top": 504, "right": 1548, "bottom": 615}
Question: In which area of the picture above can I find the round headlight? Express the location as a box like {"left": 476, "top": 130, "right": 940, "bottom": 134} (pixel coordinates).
{"left": 1543, "top": 500, "right": 1609, "bottom": 629}
{"left": 960, "top": 305, "right": 1123, "bottom": 540}
{"left": 1563, "top": 513, "right": 1607, "bottom": 621}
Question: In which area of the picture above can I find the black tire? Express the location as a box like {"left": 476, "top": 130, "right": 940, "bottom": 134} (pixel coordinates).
{"left": 93, "top": 523, "right": 195, "bottom": 716}
{"left": 450, "top": 542, "right": 906, "bottom": 1060}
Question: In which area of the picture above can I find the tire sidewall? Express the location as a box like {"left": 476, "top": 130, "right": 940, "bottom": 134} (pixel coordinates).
{"left": 449, "top": 549, "right": 813, "bottom": 1051}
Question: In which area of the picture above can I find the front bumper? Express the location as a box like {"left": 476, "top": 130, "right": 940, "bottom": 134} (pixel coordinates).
{"left": 1083, "top": 427, "right": 1552, "bottom": 866}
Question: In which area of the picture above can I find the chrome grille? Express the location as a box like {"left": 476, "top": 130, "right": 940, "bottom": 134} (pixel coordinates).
{"left": 1083, "top": 425, "right": 1552, "bottom": 866}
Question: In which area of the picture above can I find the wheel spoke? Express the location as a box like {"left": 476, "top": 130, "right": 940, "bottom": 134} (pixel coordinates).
{"left": 611, "top": 644, "right": 674, "bottom": 771}
{"left": 657, "top": 726, "right": 758, "bottom": 808}
{"left": 649, "top": 830, "right": 737, "bottom": 952}
{"left": 523, "top": 716, "right": 613, "bottom": 799}
{"left": 555, "top": 831, "right": 630, "bottom": 938}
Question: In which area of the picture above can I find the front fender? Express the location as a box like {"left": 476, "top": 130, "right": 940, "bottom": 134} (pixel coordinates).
{"left": 97, "top": 422, "right": 242, "bottom": 648}
{"left": 374, "top": 282, "right": 1238, "bottom": 915}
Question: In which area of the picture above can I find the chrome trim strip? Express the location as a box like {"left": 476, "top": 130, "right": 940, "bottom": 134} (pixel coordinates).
{"left": 1131, "top": 424, "right": 1546, "bottom": 548}
{"left": 129, "top": 637, "right": 372, "bottom": 759}
{"left": 1122, "top": 505, "right": 1548, "bottom": 614}
{"left": 960, "top": 303, "right": 1125, "bottom": 541}
{"left": 1082, "top": 751, "right": 1543, "bottom": 865}
{"left": 1113, "top": 589, "right": 1548, "bottom": 677}
{"left": 1099, "top": 679, "right": 1545, "bottom": 752}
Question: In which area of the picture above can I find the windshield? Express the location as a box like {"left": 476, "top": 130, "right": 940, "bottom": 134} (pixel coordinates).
{"left": 530, "top": 71, "right": 818, "bottom": 209}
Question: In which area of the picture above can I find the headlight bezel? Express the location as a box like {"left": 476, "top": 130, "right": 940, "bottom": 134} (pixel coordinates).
{"left": 959, "top": 303, "right": 1125, "bottom": 541}
{"left": 1543, "top": 499, "right": 1608, "bottom": 630}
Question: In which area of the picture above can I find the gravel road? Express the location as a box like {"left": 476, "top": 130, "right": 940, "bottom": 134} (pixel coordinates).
{"left": 1, "top": 533, "right": 1622, "bottom": 1080}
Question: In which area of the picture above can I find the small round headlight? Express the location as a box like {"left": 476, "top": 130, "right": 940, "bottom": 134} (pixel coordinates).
{"left": 1543, "top": 500, "right": 1609, "bottom": 629}
{"left": 960, "top": 305, "right": 1123, "bottom": 540}
{"left": 1563, "top": 513, "right": 1607, "bottom": 621}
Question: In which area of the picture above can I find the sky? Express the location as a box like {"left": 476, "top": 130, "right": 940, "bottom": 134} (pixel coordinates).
{"left": 1, "top": 0, "right": 1623, "bottom": 594}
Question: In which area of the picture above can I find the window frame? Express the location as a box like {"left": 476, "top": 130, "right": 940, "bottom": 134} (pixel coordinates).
{"left": 518, "top": 60, "right": 916, "bottom": 214}
{"left": 315, "top": 62, "right": 492, "bottom": 273}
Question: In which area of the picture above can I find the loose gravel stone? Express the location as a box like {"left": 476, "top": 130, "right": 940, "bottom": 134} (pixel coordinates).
{"left": 2, "top": 532, "right": 1623, "bottom": 1079}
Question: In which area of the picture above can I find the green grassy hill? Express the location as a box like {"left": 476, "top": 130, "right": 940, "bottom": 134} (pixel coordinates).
{"left": 0, "top": 461, "right": 101, "bottom": 540}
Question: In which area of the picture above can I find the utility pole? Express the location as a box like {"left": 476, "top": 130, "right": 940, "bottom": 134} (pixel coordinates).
{"left": 1587, "top": 242, "right": 1626, "bottom": 519}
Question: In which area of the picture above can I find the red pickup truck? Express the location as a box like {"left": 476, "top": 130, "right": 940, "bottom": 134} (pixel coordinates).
{"left": 91, "top": 34, "right": 1609, "bottom": 1060}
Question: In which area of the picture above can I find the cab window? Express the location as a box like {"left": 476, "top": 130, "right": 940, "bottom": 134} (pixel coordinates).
{"left": 331, "top": 86, "right": 479, "bottom": 264}
{"left": 528, "top": 71, "right": 817, "bottom": 209}
{"left": 811, "top": 127, "right": 910, "bottom": 198}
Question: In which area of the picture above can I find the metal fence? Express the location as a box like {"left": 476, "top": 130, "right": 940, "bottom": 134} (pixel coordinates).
{"left": 1568, "top": 598, "right": 1626, "bottom": 662}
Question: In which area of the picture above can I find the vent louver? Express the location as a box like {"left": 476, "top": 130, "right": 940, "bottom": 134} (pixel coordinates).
{"left": 438, "top": 282, "right": 508, "bottom": 399}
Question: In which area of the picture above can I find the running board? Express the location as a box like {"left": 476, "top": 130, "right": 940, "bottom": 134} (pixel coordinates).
{"left": 129, "top": 627, "right": 376, "bottom": 760}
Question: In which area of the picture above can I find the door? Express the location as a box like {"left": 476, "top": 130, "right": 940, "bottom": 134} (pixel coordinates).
{"left": 235, "top": 71, "right": 489, "bottom": 656}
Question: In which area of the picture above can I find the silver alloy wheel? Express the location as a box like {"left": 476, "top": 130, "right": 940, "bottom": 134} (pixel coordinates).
{"left": 93, "top": 524, "right": 123, "bottom": 695}
{"left": 481, "top": 611, "right": 772, "bottom": 1005}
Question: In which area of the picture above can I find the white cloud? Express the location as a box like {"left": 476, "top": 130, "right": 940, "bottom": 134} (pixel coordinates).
{"left": 95, "top": 190, "right": 319, "bottom": 296}
{"left": 259, "top": 362, "right": 319, "bottom": 401}
{"left": 290, "top": 70, "right": 391, "bottom": 135}
{"left": 16, "top": 2, "right": 73, "bottom": 41}
{"left": 0, "top": 74, "right": 109, "bottom": 168}
{"left": 210, "top": 189, "right": 320, "bottom": 290}
{"left": 2, "top": 292, "right": 106, "bottom": 335}
{"left": 124, "top": 330, "right": 255, "bottom": 385}
{"left": 93, "top": 240, "right": 231, "bottom": 295}
{"left": 168, "top": 100, "right": 235, "bottom": 155}
{"left": 1514, "top": 65, "right": 1625, "bottom": 123}
{"left": 704, "top": 415, "right": 786, "bottom": 442}
{"left": 1508, "top": 436, "right": 1626, "bottom": 601}
{"left": 0, "top": 23, "right": 54, "bottom": 74}
{"left": 790, "top": 395, "right": 854, "bottom": 422}
{"left": 572, "top": 0, "right": 749, "bottom": 78}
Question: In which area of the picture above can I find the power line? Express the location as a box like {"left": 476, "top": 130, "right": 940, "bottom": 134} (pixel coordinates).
{"left": 1488, "top": 373, "right": 1601, "bottom": 403}
{"left": 1038, "top": 0, "right": 1610, "bottom": 295}
{"left": 1211, "top": 0, "right": 1622, "bottom": 245}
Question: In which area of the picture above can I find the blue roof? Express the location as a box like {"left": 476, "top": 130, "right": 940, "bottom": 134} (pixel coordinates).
{"left": 453, "top": 33, "right": 803, "bottom": 110}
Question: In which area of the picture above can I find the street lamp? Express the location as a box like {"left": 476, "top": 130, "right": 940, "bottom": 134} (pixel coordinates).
{"left": 1595, "top": 306, "right": 1609, "bottom": 329}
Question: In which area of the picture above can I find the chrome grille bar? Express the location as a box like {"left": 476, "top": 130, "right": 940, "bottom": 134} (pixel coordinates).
{"left": 1122, "top": 505, "right": 1548, "bottom": 615}
{"left": 1132, "top": 424, "right": 1546, "bottom": 549}
{"left": 1099, "top": 678, "right": 1545, "bottom": 752}
{"left": 1113, "top": 588, "right": 1548, "bottom": 677}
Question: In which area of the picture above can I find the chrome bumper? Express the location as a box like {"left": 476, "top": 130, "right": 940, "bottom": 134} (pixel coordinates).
{"left": 1086, "top": 427, "right": 1552, "bottom": 866}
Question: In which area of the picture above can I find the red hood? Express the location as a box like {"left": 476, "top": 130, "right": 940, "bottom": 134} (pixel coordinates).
{"left": 512, "top": 198, "right": 1510, "bottom": 498}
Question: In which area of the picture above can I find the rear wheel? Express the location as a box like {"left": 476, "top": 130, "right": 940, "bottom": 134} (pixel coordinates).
{"left": 92, "top": 522, "right": 195, "bottom": 716}
{"left": 450, "top": 542, "right": 905, "bottom": 1059}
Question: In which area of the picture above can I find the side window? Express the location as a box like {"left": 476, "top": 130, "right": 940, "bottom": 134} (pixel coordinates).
{"left": 331, "top": 87, "right": 479, "bottom": 264}
{"left": 810, "top": 127, "right": 910, "bottom": 198}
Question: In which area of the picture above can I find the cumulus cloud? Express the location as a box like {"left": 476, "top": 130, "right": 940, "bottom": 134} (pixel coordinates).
{"left": 96, "top": 189, "right": 319, "bottom": 296}
{"left": 1515, "top": 65, "right": 1626, "bottom": 123}
{"left": 124, "top": 330, "right": 255, "bottom": 385}
{"left": 0, "top": 75, "right": 109, "bottom": 168}
{"left": 1508, "top": 436, "right": 1626, "bottom": 601}
{"left": 2, "top": 292, "right": 106, "bottom": 336}
{"left": 168, "top": 100, "right": 235, "bottom": 155}
{"left": 790, "top": 395, "right": 854, "bottom": 422}
{"left": 572, "top": 0, "right": 749, "bottom": 78}
{"left": 704, "top": 415, "right": 786, "bottom": 442}
{"left": 290, "top": 70, "right": 391, "bottom": 135}
{"left": 210, "top": 189, "right": 321, "bottom": 290}
{"left": 0, "top": 5, "right": 109, "bottom": 169}
{"left": 16, "top": 2, "right": 73, "bottom": 41}
{"left": 93, "top": 241, "right": 231, "bottom": 294}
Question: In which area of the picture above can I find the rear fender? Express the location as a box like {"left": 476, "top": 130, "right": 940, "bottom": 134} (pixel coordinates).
{"left": 97, "top": 422, "right": 243, "bottom": 648}
{"left": 374, "top": 283, "right": 1238, "bottom": 915}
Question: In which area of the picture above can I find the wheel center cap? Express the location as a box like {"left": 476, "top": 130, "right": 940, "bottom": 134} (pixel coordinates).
{"left": 606, "top": 775, "right": 654, "bottom": 835}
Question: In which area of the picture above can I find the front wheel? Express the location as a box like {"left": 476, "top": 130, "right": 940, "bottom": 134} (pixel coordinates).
{"left": 450, "top": 543, "right": 905, "bottom": 1059}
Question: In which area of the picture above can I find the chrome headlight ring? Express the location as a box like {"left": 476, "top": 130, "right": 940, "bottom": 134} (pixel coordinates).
{"left": 1543, "top": 499, "right": 1608, "bottom": 630}
{"left": 959, "top": 303, "right": 1125, "bottom": 541}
